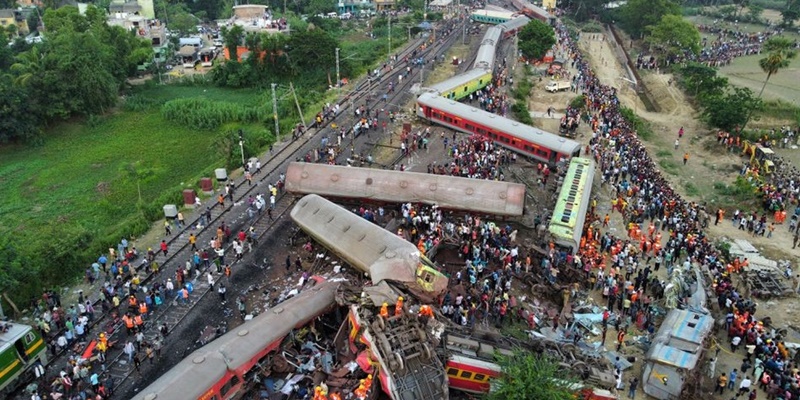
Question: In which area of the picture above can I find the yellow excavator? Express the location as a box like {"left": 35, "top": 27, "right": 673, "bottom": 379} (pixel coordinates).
{"left": 742, "top": 140, "right": 775, "bottom": 175}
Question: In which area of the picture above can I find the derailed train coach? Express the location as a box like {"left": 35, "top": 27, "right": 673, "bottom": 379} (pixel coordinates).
{"left": 416, "top": 92, "right": 581, "bottom": 166}
{"left": 131, "top": 280, "right": 340, "bottom": 400}
{"left": 284, "top": 162, "right": 526, "bottom": 217}
{"left": 290, "top": 194, "right": 449, "bottom": 300}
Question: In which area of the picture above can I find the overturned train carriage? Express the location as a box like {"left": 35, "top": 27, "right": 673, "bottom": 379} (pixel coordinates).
{"left": 290, "top": 194, "right": 449, "bottom": 299}
{"left": 131, "top": 280, "right": 339, "bottom": 400}
{"left": 285, "top": 162, "right": 526, "bottom": 217}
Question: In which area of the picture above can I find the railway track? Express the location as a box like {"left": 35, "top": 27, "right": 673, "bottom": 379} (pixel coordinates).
{"left": 11, "top": 16, "right": 470, "bottom": 400}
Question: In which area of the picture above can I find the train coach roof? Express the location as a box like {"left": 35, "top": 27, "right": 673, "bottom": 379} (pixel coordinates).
{"left": 0, "top": 322, "right": 32, "bottom": 351}
{"left": 417, "top": 92, "right": 581, "bottom": 155}
{"left": 290, "top": 194, "right": 421, "bottom": 285}
{"left": 498, "top": 16, "right": 530, "bottom": 32}
{"left": 285, "top": 162, "right": 525, "bottom": 216}
{"left": 426, "top": 69, "right": 491, "bottom": 94}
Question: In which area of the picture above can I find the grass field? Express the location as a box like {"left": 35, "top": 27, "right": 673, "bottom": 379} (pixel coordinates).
{"left": 0, "top": 85, "right": 265, "bottom": 247}
{"left": 683, "top": 15, "right": 800, "bottom": 107}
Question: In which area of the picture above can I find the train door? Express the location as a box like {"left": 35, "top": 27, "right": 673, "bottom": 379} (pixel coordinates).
{"left": 549, "top": 150, "right": 558, "bottom": 165}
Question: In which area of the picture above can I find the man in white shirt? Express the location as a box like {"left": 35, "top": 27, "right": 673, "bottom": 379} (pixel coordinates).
{"left": 738, "top": 377, "right": 752, "bottom": 396}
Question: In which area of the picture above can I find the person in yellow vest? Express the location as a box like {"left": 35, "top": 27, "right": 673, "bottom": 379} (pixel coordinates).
{"left": 380, "top": 302, "right": 389, "bottom": 318}
{"left": 395, "top": 296, "right": 404, "bottom": 316}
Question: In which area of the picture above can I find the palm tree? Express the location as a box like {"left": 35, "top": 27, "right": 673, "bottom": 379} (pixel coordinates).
{"left": 10, "top": 46, "right": 44, "bottom": 86}
{"left": 757, "top": 36, "right": 797, "bottom": 99}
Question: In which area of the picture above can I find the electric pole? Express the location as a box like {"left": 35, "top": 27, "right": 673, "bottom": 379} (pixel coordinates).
{"left": 238, "top": 129, "right": 245, "bottom": 167}
{"left": 289, "top": 82, "right": 307, "bottom": 134}
{"left": 387, "top": 16, "right": 391, "bottom": 62}
{"left": 271, "top": 83, "right": 279, "bottom": 142}
{"left": 335, "top": 47, "right": 340, "bottom": 89}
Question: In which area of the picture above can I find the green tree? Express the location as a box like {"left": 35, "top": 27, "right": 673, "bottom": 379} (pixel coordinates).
{"left": 517, "top": 20, "right": 556, "bottom": 61}
{"left": 678, "top": 62, "right": 728, "bottom": 100}
{"left": 221, "top": 24, "right": 245, "bottom": 61}
{"left": 487, "top": 351, "right": 579, "bottom": 400}
{"left": 757, "top": 36, "right": 797, "bottom": 99}
{"left": 170, "top": 12, "right": 199, "bottom": 36}
{"left": 748, "top": 4, "right": 764, "bottom": 23}
{"left": 781, "top": 8, "right": 799, "bottom": 27}
{"left": 645, "top": 14, "right": 701, "bottom": 58}
{"left": 618, "top": 0, "right": 681, "bottom": 38}
{"left": 287, "top": 27, "right": 339, "bottom": 73}
{"left": 702, "top": 86, "right": 763, "bottom": 132}
{"left": 0, "top": 77, "right": 41, "bottom": 143}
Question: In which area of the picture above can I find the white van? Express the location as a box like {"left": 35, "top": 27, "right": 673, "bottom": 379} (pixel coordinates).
{"left": 327, "top": 12, "right": 338, "bottom": 18}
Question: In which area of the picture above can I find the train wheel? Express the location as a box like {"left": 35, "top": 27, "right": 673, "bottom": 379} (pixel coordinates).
{"left": 422, "top": 344, "right": 433, "bottom": 360}
{"left": 394, "top": 352, "right": 405, "bottom": 371}
{"left": 374, "top": 316, "right": 385, "bottom": 332}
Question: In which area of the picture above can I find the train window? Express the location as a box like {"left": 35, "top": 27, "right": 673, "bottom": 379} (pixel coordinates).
{"left": 447, "top": 368, "right": 459, "bottom": 376}
{"left": 421, "top": 271, "right": 435, "bottom": 283}
{"left": 463, "top": 86, "right": 468, "bottom": 93}
{"left": 474, "top": 373, "right": 486, "bottom": 382}
{"left": 25, "top": 333, "right": 35, "bottom": 344}
{"left": 466, "top": 124, "right": 474, "bottom": 131}
{"left": 221, "top": 375, "right": 241, "bottom": 397}
{"left": 459, "top": 371, "right": 473, "bottom": 379}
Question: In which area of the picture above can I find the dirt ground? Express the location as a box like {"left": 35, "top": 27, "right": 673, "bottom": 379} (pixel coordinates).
{"left": 579, "top": 30, "right": 800, "bottom": 399}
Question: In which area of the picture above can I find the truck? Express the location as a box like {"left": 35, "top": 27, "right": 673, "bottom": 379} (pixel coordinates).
{"left": 545, "top": 81, "right": 571, "bottom": 93}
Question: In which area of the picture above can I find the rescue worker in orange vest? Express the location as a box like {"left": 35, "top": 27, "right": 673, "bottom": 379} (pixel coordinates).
{"left": 395, "top": 296, "right": 404, "bottom": 315}
{"left": 419, "top": 305, "right": 434, "bottom": 323}
{"left": 329, "top": 392, "right": 342, "bottom": 400}
{"left": 128, "top": 295, "right": 137, "bottom": 308}
{"left": 364, "top": 374, "right": 373, "bottom": 389}
{"left": 354, "top": 380, "right": 368, "bottom": 400}
{"left": 134, "top": 314, "right": 144, "bottom": 330}
{"left": 313, "top": 386, "right": 327, "bottom": 400}
{"left": 138, "top": 301, "right": 148, "bottom": 317}
{"left": 123, "top": 314, "right": 135, "bottom": 335}
{"left": 379, "top": 302, "right": 389, "bottom": 318}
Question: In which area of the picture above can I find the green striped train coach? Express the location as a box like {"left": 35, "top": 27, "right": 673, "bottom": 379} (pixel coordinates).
{"left": 0, "top": 321, "right": 48, "bottom": 394}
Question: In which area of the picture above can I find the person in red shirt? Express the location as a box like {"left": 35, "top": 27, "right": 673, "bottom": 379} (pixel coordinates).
{"left": 160, "top": 240, "right": 168, "bottom": 257}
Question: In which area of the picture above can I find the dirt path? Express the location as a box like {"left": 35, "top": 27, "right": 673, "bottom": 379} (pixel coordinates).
{"left": 578, "top": 29, "right": 800, "bottom": 400}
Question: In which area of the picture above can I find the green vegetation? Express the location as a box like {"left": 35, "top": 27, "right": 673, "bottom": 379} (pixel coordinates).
{"left": 487, "top": 351, "right": 579, "bottom": 400}
{"left": 0, "top": 2, "right": 409, "bottom": 308}
{"left": 512, "top": 66, "right": 534, "bottom": 125}
{"left": 645, "top": 15, "right": 701, "bottom": 58}
{"left": 518, "top": 20, "right": 556, "bottom": 60}
{"left": 619, "top": 106, "right": 654, "bottom": 140}
{"left": 0, "top": 6, "right": 152, "bottom": 143}
{"left": 617, "top": 0, "right": 681, "bottom": 39}
{"left": 684, "top": 182, "right": 700, "bottom": 196}
{"left": 675, "top": 62, "right": 765, "bottom": 132}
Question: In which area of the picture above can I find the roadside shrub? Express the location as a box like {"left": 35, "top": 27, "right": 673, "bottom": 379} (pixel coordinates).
{"left": 581, "top": 21, "right": 603, "bottom": 33}
{"left": 161, "top": 98, "right": 264, "bottom": 130}
{"left": 570, "top": 95, "right": 586, "bottom": 110}
{"left": 123, "top": 95, "right": 162, "bottom": 112}
{"left": 619, "top": 106, "right": 654, "bottom": 140}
